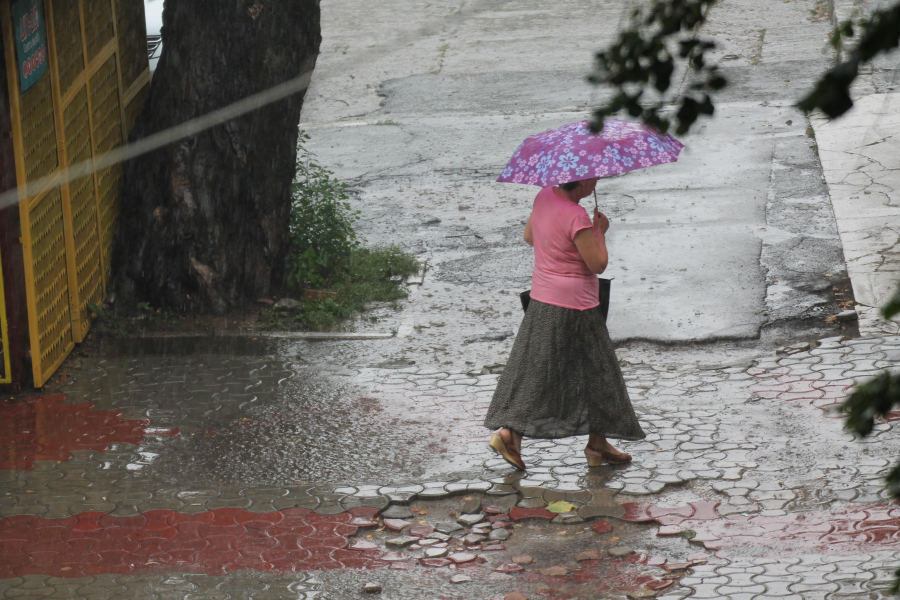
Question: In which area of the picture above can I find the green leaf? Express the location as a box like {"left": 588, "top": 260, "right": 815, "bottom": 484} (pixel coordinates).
{"left": 86, "top": 302, "right": 107, "bottom": 319}
{"left": 546, "top": 501, "right": 578, "bottom": 514}
{"left": 882, "top": 281, "right": 900, "bottom": 320}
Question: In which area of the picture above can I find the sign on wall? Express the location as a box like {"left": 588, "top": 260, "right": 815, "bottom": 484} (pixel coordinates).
{"left": 11, "top": 0, "right": 47, "bottom": 92}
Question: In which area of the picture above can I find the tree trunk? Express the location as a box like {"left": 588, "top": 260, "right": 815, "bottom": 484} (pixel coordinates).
{"left": 112, "top": 0, "right": 321, "bottom": 315}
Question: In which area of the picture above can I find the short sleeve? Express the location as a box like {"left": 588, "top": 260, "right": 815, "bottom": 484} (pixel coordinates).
{"left": 568, "top": 205, "right": 593, "bottom": 240}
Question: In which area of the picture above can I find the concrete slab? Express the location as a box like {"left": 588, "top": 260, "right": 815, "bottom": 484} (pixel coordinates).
{"left": 299, "top": 0, "right": 854, "bottom": 364}
{"left": 306, "top": 104, "right": 844, "bottom": 347}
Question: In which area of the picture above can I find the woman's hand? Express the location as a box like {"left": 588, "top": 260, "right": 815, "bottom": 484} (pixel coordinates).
{"left": 593, "top": 208, "right": 610, "bottom": 234}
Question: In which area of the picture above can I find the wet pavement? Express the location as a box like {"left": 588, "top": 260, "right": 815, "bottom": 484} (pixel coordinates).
{"left": 2, "top": 331, "right": 900, "bottom": 598}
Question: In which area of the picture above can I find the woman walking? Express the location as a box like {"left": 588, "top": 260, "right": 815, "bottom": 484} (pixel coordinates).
{"left": 484, "top": 177, "right": 645, "bottom": 470}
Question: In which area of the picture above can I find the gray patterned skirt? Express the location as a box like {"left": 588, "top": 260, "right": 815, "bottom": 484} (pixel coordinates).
{"left": 483, "top": 299, "right": 645, "bottom": 440}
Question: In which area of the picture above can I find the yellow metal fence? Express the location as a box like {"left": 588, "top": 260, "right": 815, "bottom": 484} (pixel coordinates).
{"left": 2, "top": 0, "right": 149, "bottom": 387}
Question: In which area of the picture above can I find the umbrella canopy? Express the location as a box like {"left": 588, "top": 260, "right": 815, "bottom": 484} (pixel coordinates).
{"left": 497, "top": 119, "right": 683, "bottom": 187}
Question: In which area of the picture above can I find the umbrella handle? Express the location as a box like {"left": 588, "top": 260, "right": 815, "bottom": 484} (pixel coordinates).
{"left": 593, "top": 190, "right": 598, "bottom": 212}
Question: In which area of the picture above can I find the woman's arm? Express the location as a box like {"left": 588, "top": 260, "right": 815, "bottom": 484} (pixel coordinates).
{"left": 574, "top": 227, "right": 609, "bottom": 274}
{"left": 523, "top": 216, "right": 533, "bottom": 246}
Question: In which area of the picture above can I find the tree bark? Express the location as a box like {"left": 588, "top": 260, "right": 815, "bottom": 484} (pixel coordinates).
{"left": 112, "top": 0, "right": 321, "bottom": 315}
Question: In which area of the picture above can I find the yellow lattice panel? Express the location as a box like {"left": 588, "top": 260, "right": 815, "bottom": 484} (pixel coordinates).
{"left": 64, "top": 86, "right": 103, "bottom": 337}
{"left": 82, "top": 0, "right": 114, "bottom": 61}
{"left": 25, "top": 187, "right": 74, "bottom": 387}
{"left": 3, "top": 0, "right": 151, "bottom": 386}
{"left": 19, "top": 73, "right": 58, "bottom": 185}
{"left": 50, "top": 0, "right": 84, "bottom": 96}
{"left": 114, "top": 0, "right": 147, "bottom": 89}
{"left": 0, "top": 245, "right": 12, "bottom": 384}
{"left": 90, "top": 55, "right": 122, "bottom": 281}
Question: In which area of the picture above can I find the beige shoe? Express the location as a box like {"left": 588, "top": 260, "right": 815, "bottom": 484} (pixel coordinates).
{"left": 585, "top": 446, "right": 632, "bottom": 466}
{"left": 489, "top": 433, "right": 526, "bottom": 471}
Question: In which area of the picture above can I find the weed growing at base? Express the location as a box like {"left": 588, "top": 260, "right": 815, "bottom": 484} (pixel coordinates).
{"left": 283, "top": 133, "right": 419, "bottom": 331}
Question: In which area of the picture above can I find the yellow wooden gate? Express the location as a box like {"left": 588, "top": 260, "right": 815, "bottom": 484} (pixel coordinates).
{"left": 1, "top": 0, "right": 149, "bottom": 387}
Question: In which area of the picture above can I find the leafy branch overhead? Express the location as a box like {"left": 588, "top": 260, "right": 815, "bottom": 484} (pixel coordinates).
{"left": 797, "top": 3, "right": 900, "bottom": 117}
{"left": 588, "top": 0, "right": 726, "bottom": 135}
{"left": 590, "top": 0, "right": 900, "bottom": 132}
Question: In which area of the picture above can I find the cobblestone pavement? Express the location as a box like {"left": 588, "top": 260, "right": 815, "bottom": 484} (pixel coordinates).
{"left": 2, "top": 332, "right": 900, "bottom": 598}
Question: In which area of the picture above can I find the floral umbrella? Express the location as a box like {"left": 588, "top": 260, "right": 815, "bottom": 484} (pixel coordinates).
{"left": 497, "top": 119, "right": 683, "bottom": 187}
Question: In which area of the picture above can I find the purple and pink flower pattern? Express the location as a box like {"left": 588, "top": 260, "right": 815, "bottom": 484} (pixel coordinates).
{"left": 497, "top": 119, "right": 684, "bottom": 186}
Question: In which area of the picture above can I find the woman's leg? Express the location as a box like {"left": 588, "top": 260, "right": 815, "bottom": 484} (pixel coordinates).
{"left": 499, "top": 427, "right": 522, "bottom": 455}
{"left": 490, "top": 427, "right": 526, "bottom": 470}
{"left": 586, "top": 434, "right": 631, "bottom": 460}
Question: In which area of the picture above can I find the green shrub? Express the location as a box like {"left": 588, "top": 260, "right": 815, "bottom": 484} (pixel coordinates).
{"left": 283, "top": 134, "right": 421, "bottom": 331}
{"left": 289, "top": 132, "right": 359, "bottom": 289}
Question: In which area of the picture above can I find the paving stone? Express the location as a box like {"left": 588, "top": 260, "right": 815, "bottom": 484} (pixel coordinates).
{"left": 381, "top": 505, "right": 414, "bottom": 519}
{"left": 551, "top": 511, "right": 584, "bottom": 524}
{"left": 385, "top": 536, "right": 418, "bottom": 548}
{"left": 448, "top": 553, "right": 476, "bottom": 564}
{"left": 484, "top": 494, "right": 518, "bottom": 512}
{"left": 517, "top": 486, "right": 547, "bottom": 499}
{"left": 434, "top": 522, "right": 463, "bottom": 534}
{"left": 418, "top": 487, "right": 450, "bottom": 499}
{"left": 385, "top": 492, "right": 418, "bottom": 504}
{"left": 456, "top": 513, "right": 485, "bottom": 526}
{"left": 359, "top": 495, "right": 390, "bottom": 510}
{"left": 383, "top": 518, "right": 412, "bottom": 531}
{"left": 516, "top": 497, "right": 547, "bottom": 509}
{"left": 487, "top": 484, "right": 518, "bottom": 496}
{"left": 460, "top": 497, "right": 481, "bottom": 514}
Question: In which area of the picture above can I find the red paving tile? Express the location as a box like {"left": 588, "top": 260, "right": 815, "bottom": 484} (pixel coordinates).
{"left": 591, "top": 520, "right": 613, "bottom": 534}
{"left": 383, "top": 518, "right": 411, "bottom": 531}
{"left": 0, "top": 508, "right": 387, "bottom": 578}
{"left": 629, "top": 500, "right": 900, "bottom": 556}
{"left": 621, "top": 501, "right": 720, "bottom": 525}
{"left": 519, "top": 556, "right": 681, "bottom": 597}
{"left": 619, "top": 503, "right": 654, "bottom": 523}
{"left": 686, "top": 504, "right": 900, "bottom": 553}
{"left": 448, "top": 552, "right": 477, "bottom": 564}
{"left": 508, "top": 506, "right": 555, "bottom": 521}
{"left": 749, "top": 370, "right": 900, "bottom": 421}
{"left": 494, "top": 563, "right": 524, "bottom": 573}
{"left": 419, "top": 557, "right": 452, "bottom": 567}
{"left": 0, "top": 394, "right": 179, "bottom": 471}
{"left": 409, "top": 524, "right": 434, "bottom": 537}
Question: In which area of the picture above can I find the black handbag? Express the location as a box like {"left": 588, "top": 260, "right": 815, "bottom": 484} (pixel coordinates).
{"left": 519, "top": 278, "right": 611, "bottom": 321}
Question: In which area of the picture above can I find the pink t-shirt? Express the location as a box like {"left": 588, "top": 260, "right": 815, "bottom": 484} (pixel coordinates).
{"left": 529, "top": 187, "right": 599, "bottom": 310}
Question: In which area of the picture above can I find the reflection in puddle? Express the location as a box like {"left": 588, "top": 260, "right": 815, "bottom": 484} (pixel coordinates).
{"left": 0, "top": 394, "right": 179, "bottom": 471}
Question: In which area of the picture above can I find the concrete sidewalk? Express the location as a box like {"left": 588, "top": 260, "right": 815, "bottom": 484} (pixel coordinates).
{"left": 813, "top": 93, "right": 900, "bottom": 335}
